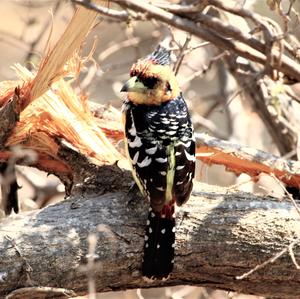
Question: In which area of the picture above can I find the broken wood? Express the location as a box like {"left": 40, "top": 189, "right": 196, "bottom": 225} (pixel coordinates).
{"left": 196, "top": 133, "right": 300, "bottom": 188}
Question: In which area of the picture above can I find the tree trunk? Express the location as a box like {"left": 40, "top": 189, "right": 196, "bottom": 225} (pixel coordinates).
{"left": 1, "top": 169, "right": 300, "bottom": 299}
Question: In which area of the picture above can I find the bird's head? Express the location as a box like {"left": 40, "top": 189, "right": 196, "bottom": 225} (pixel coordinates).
{"left": 120, "top": 45, "right": 180, "bottom": 105}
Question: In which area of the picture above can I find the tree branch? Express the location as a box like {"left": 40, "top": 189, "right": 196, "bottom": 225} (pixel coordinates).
{"left": 224, "top": 54, "right": 296, "bottom": 155}
{"left": 72, "top": 0, "right": 129, "bottom": 21}
{"left": 1, "top": 177, "right": 300, "bottom": 299}
{"left": 73, "top": 0, "right": 300, "bottom": 81}
{"left": 196, "top": 133, "right": 300, "bottom": 188}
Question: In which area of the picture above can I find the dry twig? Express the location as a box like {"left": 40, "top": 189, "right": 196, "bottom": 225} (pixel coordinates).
{"left": 236, "top": 238, "right": 300, "bottom": 280}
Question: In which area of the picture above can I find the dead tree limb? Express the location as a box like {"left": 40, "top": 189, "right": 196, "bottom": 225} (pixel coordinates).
{"left": 74, "top": 0, "right": 300, "bottom": 82}
{"left": 196, "top": 133, "right": 300, "bottom": 188}
{"left": 1, "top": 178, "right": 300, "bottom": 299}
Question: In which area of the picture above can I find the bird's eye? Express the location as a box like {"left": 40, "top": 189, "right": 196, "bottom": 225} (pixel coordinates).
{"left": 140, "top": 76, "right": 159, "bottom": 89}
{"left": 166, "top": 82, "right": 172, "bottom": 92}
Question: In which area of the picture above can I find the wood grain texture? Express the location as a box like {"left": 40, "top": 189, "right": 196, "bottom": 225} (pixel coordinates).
{"left": 1, "top": 181, "right": 300, "bottom": 298}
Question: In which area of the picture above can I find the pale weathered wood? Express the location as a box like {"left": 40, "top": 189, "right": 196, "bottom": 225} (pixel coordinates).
{"left": 196, "top": 132, "right": 300, "bottom": 187}
{"left": 1, "top": 178, "right": 300, "bottom": 299}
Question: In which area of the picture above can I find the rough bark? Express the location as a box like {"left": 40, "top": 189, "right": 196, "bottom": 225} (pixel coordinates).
{"left": 0, "top": 89, "right": 20, "bottom": 148}
{"left": 1, "top": 173, "right": 300, "bottom": 299}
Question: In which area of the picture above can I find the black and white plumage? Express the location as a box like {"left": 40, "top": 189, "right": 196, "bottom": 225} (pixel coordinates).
{"left": 121, "top": 45, "right": 195, "bottom": 279}
{"left": 123, "top": 95, "right": 195, "bottom": 210}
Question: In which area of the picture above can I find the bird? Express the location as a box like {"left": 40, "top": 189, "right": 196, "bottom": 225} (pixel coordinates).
{"left": 120, "top": 45, "right": 195, "bottom": 280}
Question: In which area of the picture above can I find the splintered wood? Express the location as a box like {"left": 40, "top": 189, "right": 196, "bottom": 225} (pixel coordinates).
{"left": 0, "top": 1, "right": 123, "bottom": 176}
{"left": 196, "top": 133, "right": 300, "bottom": 189}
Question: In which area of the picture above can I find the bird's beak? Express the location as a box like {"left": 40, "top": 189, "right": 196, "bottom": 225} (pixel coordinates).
{"left": 120, "top": 76, "right": 147, "bottom": 93}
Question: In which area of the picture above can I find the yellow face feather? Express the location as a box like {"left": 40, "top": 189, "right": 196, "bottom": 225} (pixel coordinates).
{"left": 121, "top": 60, "right": 180, "bottom": 105}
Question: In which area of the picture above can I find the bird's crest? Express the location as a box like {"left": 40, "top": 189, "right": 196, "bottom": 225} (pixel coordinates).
{"left": 146, "top": 45, "right": 171, "bottom": 66}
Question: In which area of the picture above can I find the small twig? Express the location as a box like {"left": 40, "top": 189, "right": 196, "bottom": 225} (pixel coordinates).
{"left": 173, "top": 35, "right": 191, "bottom": 75}
{"left": 87, "top": 233, "right": 98, "bottom": 299}
{"left": 182, "top": 51, "right": 227, "bottom": 85}
{"left": 270, "top": 173, "right": 300, "bottom": 218}
{"left": 24, "top": 1, "right": 62, "bottom": 70}
{"left": 203, "top": 99, "right": 221, "bottom": 118}
{"left": 236, "top": 238, "right": 300, "bottom": 280}
{"left": 275, "top": 0, "right": 291, "bottom": 33}
{"left": 208, "top": 0, "right": 268, "bottom": 27}
{"left": 16, "top": 168, "right": 64, "bottom": 209}
{"left": 289, "top": 241, "right": 300, "bottom": 269}
{"left": 282, "top": 149, "right": 297, "bottom": 160}
{"left": 5, "top": 236, "right": 33, "bottom": 286}
{"left": 185, "top": 41, "right": 210, "bottom": 52}
{"left": 192, "top": 114, "right": 228, "bottom": 140}
{"left": 169, "top": 41, "right": 210, "bottom": 52}
{"left": 155, "top": 2, "right": 207, "bottom": 14}
{"left": 136, "top": 289, "right": 145, "bottom": 299}
{"left": 5, "top": 286, "right": 76, "bottom": 299}
{"left": 225, "top": 176, "right": 258, "bottom": 192}
{"left": 290, "top": 6, "right": 300, "bottom": 27}
{"left": 287, "top": 1, "right": 295, "bottom": 16}
{"left": 99, "top": 37, "right": 141, "bottom": 62}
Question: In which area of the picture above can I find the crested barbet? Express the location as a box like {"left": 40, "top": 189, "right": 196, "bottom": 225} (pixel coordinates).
{"left": 121, "top": 45, "right": 195, "bottom": 279}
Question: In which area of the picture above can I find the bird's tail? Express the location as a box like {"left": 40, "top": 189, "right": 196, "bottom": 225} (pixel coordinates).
{"left": 142, "top": 200, "right": 175, "bottom": 280}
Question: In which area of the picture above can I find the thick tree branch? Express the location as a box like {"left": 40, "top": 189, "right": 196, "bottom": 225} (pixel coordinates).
{"left": 1, "top": 178, "right": 300, "bottom": 299}
{"left": 73, "top": 0, "right": 300, "bottom": 81}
